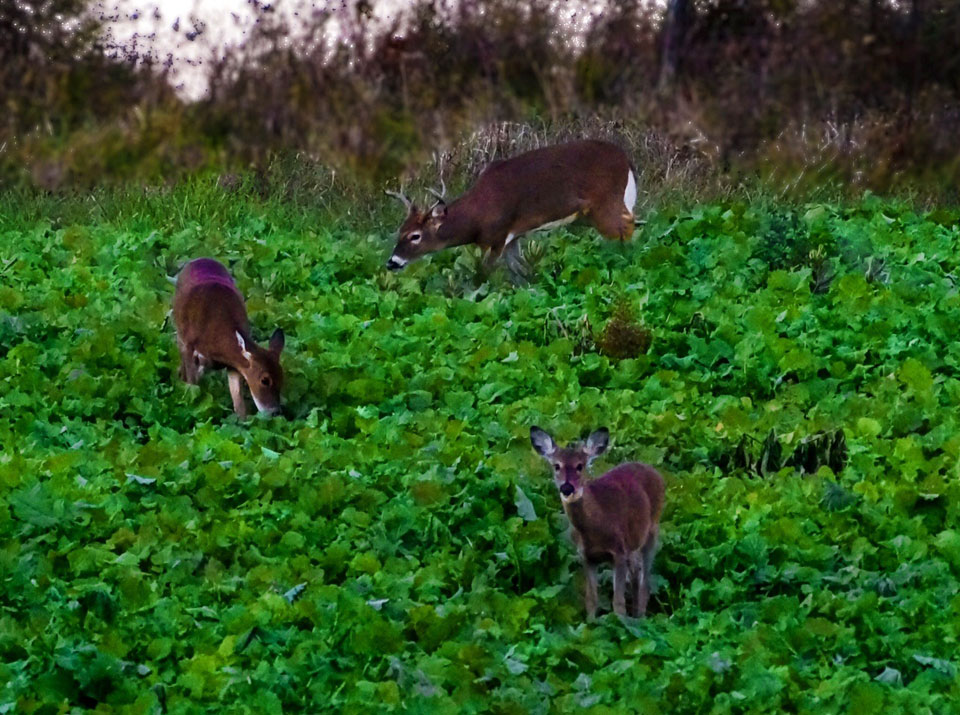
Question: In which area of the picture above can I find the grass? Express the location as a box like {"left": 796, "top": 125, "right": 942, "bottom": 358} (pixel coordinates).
{"left": 1, "top": 180, "right": 959, "bottom": 712}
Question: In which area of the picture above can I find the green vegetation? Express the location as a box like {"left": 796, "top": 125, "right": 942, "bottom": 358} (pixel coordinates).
{"left": 2, "top": 184, "right": 960, "bottom": 712}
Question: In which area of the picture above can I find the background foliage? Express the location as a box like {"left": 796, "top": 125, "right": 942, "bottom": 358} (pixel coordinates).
{"left": 2, "top": 184, "right": 960, "bottom": 711}
{"left": 2, "top": 0, "right": 959, "bottom": 201}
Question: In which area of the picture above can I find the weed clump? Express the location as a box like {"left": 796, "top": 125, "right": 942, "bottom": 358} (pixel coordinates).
{"left": 596, "top": 302, "right": 651, "bottom": 360}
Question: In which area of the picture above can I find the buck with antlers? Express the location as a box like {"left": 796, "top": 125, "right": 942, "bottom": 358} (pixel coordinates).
{"left": 530, "top": 426, "right": 665, "bottom": 620}
{"left": 385, "top": 139, "right": 637, "bottom": 271}
{"left": 173, "top": 258, "right": 286, "bottom": 418}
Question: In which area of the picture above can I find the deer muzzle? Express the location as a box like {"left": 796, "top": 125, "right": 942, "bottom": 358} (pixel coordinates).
{"left": 385, "top": 255, "right": 406, "bottom": 271}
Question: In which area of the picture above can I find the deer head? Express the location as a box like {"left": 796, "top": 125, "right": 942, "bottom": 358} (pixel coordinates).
{"left": 530, "top": 426, "right": 609, "bottom": 503}
{"left": 385, "top": 183, "right": 448, "bottom": 270}
{"left": 234, "top": 329, "right": 286, "bottom": 415}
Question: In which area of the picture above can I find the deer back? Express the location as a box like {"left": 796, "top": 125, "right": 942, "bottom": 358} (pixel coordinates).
{"left": 466, "top": 140, "right": 632, "bottom": 233}
{"left": 174, "top": 258, "right": 251, "bottom": 367}
{"left": 568, "top": 463, "right": 664, "bottom": 560}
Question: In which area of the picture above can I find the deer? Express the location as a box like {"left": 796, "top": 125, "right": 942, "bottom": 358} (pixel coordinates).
{"left": 530, "top": 426, "right": 665, "bottom": 620}
{"left": 385, "top": 139, "right": 637, "bottom": 272}
{"left": 173, "top": 257, "right": 285, "bottom": 418}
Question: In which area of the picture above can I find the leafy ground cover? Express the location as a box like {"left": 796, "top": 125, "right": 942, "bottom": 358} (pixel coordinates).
{"left": 1, "top": 185, "right": 959, "bottom": 713}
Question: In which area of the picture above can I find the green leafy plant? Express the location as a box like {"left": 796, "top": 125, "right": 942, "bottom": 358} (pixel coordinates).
{"left": 1, "top": 184, "right": 959, "bottom": 712}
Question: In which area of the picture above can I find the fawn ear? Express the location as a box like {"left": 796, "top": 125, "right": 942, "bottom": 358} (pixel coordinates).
{"left": 269, "top": 328, "right": 285, "bottom": 355}
{"left": 530, "top": 426, "right": 557, "bottom": 458}
{"left": 585, "top": 428, "right": 610, "bottom": 460}
{"left": 235, "top": 331, "right": 253, "bottom": 363}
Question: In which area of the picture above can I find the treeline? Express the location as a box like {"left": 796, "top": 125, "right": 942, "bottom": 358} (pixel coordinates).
{"left": 2, "top": 0, "right": 959, "bottom": 202}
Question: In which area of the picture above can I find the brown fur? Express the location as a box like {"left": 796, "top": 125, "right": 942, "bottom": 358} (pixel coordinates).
{"left": 387, "top": 140, "right": 635, "bottom": 270}
{"left": 173, "top": 258, "right": 285, "bottom": 417}
{"left": 531, "top": 427, "right": 665, "bottom": 619}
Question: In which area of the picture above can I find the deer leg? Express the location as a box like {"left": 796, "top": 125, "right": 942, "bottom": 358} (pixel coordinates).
{"left": 504, "top": 237, "right": 530, "bottom": 284}
{"left": 583, "top": 561, "right": 598, "bottom": 622}
{"left": 227, "top": 369, "right": 248, "bottom": 418}
{"left": 483, "top": 244, "right": 504, "bottom": 269}
{"left": 629, "top": 552, "right": 643, "bottom": 617}
{"left": 612, "top": 555, "right": 628, "bottom": 616}
{"left": 178, "top": 351, "right": 189, "bottom": 383}
{"left": 591, "top": 200, "right": 635, "bottom": 242}
{"left": 638, "top": 525, "right": 660, "bottom": 616}
{"left": 504, "top": 236, "right": 523, "bottom": 270}
{"left": 177, "top": 337, "right": 197, "bottom": 384}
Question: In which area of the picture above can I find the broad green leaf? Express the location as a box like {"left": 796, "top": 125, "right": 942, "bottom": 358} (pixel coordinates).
{"left": 514, "top": 485, "right": 537, "bottom": 521}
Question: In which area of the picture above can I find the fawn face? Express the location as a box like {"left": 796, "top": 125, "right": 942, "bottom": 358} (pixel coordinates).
{"left": 235, "top": 329, "right": 285, "bottom": 415}
{"left": 530, "top": 426, "right": 609, "bottom": 503}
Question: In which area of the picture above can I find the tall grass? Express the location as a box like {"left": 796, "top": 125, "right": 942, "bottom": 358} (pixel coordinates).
{"left": 3, "top": 0, "right": 959, "bottom": 204}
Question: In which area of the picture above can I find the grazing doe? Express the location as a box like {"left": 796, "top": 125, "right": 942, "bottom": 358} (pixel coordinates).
{"left": 173, "top": 258, "right": 285, "bottom": 418}
{"left": 385, "top": 139, "right": 637, "bottom": 272}
{"left": 530, "top": 426, "right": 665, "bottom": 619}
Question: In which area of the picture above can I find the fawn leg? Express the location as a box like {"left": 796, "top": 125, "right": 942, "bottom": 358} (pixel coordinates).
{"left": 178, "top": 351, "right": 189, "bottom": 383}
{"left": 612, "top": 555, "right": 628, "bottom": 616}
{"left": 638, "top": 525, "right": 660, "bottom": 616}
{"left": 583, "top": 561, "right": 598, "bottom": 622}
{"left": 177, "top": 337, "right": 196, "bottom": 383}
{"left": 228, "top": 369, "right": 248, "bottom": 418}
{"left": 629, "top": 552, "right": 643, "bottom": 617}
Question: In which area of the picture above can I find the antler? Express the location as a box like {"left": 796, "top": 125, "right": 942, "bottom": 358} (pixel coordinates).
{"left": 427, "top": 151, "right": 448, "bottom": 205}
{"left": 385, "top": 186, "right": 413, "bottom": 211}
{"left": 426, "top": 179, "right": 446, "bottom": 205}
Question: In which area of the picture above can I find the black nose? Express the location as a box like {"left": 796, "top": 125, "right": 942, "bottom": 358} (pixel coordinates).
{"left": 559, "top": 483, "right": 575, "bottom": 497}
{"left": 386, "top": 258, "right": 403, "bottom": 271}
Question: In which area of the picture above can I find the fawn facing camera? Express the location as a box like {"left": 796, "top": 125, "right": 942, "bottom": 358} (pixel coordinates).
{"left": 531, "top": 426, "right": 665, "bottom": 620}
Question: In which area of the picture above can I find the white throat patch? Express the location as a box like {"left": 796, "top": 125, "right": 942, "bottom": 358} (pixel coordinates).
{"left": 251, "top": 393, "right": 277, "bottom": 415}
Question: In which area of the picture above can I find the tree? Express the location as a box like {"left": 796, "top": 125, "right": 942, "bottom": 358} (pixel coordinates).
{"left": 658, "top": 0, "right": 690, "bottom": 90}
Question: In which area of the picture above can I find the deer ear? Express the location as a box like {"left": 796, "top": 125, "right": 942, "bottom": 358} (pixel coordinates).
{"left": 269, "top": 328, "right": 285, "bottom": 354}
{"left": 430, "top": 201, "right": 446, "bottom": 219}
{"left": 530, "top": 426, "right": 557, "bottom": 458}
{"left": 586, "top": 428, "right": 610, "bottom": 458}
{"left": 235, "top": 331, "right": 253, "bottom": 362}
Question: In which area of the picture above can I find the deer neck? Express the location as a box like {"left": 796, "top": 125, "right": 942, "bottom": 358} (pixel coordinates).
{"left": 208, "top": 324, "right": 256, "bottom": 370}
{"left": 561, "top": 488, "right": 594, "bottom": 536}
{"left": 436, "top": 199, "right": 479, "bottom": 248}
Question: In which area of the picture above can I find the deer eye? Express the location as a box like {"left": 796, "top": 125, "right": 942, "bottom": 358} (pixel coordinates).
{"left": 553, "top": 463, "right": 561, "bottom": 470}
{"left": 576, "top": 464, "right": 583, "bottom": 472}
{"left": 261, "top": 376, "right": 272, "bottom": 387}
{"left": 408, "top": 232, "right": 422, "bottom": 243}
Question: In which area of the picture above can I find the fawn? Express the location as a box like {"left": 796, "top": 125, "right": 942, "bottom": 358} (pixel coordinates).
{"left": 531, "top": 426, "right": 665, "bottom": 619}
{"left": 173, "top": 258, "right": 285, "bottom": 417}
